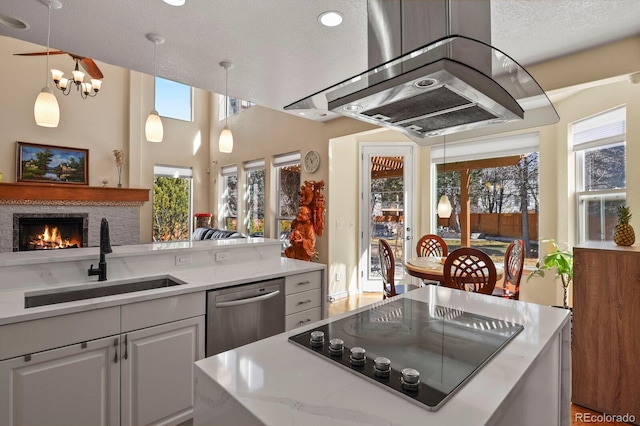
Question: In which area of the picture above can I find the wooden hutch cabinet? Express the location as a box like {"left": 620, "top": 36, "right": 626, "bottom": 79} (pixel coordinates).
{"left": 572, "top": 242, "right": 640, "bottom": 424}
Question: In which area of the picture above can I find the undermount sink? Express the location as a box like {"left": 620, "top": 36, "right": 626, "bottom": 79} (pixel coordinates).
{"left": 24, "top": 276, "right": 185, "bottom": 308}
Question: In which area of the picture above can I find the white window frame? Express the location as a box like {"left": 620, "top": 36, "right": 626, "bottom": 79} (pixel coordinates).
{"left": 218, "top": 95, "right": 255, "bottom": 121}
{"left": 219, "top": 165, "right": 238, "bottom": 230}
{"left": 573, "top": 106, "right": 627, "bottom": 243}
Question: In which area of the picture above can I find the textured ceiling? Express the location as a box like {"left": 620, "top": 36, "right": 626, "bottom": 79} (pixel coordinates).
{"left": 1, "top": 0, "right": 639, "bottom": 122}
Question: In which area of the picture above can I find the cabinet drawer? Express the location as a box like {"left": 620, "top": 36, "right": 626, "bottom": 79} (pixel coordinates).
{"left": 286, "top": 289, "right": 321, "bottom": 315}
{"left": 285, "top": 271, "right": 322, "bottom": 295}
{"left": 0, "top": 307, "right": 120, "bottom": 361}
{"left": 285, "top": 307, "right": 322, "bottom": 331}
{"left": 121, "top": 291, "right": 205, "bottom": 332}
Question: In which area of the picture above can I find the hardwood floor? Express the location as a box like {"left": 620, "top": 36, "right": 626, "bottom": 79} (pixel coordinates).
{"left": 327, "top": 292, "right": 629, "bottom": 426}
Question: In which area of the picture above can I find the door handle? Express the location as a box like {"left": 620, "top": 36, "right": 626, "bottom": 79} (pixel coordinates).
{"left": 123, "top": 334, "right": 128, "bottom": 360}
{"left": 113, "top": 338, "right": 119, "bottom": 364}
{"left": 215, "top": 290, "right": 280, "bottom": 308}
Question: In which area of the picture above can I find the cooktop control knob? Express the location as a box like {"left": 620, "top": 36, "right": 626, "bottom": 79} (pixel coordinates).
{"left": 310, "top": 331, "right": 325, "bottom": 348}
{"left": 350, "top": 347, "right": 366, "bottom": 366}
{"left": 401, "top": 368, "right": 421, "bottom": 391}
{"left": 328, "top": 338, "right": 344, "bottom": 356}
{"left": 373, "top": 357, "right": 391, "bottom": 378}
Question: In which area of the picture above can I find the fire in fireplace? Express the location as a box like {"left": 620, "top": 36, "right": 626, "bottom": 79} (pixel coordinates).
{"left": 26, "top": 224, "right": 81, "bottom": 249}
{"left": 14, "top": 214, "right": 88, "bottom": 252}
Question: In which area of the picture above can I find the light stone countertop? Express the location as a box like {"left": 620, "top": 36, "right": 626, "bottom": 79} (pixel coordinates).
{"left": 0, "top": 238, "right": 325, "bottom": 326}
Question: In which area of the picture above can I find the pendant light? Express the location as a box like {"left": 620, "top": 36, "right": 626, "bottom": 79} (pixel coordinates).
{"left": 218, "top": 61, "right": 234, "bottom": 153}
{"left": 34, "top": 0, "right": 61, "bottom": 128}
{"left": 437, "top": 135, "right": 452, "bottom": 218}
{"left": 145, "top": 33, "right": 164, "bottom": 143}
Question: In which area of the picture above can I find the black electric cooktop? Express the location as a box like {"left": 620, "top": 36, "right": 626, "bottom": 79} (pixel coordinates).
{"left": 288, "top": 297, "right": 523, "bottom": 411}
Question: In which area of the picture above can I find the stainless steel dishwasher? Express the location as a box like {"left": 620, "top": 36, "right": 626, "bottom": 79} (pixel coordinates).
{"left": 206, "top": 278, "right": 285, "bottom": 357}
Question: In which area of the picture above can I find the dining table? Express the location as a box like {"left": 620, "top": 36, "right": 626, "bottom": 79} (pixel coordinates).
{"left": 404, "top": 256, "right": 504, "bottom": 286}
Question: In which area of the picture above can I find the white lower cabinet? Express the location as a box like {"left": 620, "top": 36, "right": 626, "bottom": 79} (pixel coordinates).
{"left": 0, "top": 335, "right": 120, "bottom": 426}
{"left": 284, "top": 270, "right": 324, "bottom": 331}
{"left": 0, "top": 292, "right": 205, "bottom": 426}
{"left": 121, "top": 316, "right": 204, "bottom": 426}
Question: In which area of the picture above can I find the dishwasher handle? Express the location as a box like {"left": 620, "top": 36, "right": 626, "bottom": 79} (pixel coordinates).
{"left": 215, "top": 290, "right": 281, "bottom": 308}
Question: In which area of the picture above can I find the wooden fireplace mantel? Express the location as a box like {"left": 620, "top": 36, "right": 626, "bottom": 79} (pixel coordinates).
{"left": 0, "top": 182, "right": 150, "bottom": 206}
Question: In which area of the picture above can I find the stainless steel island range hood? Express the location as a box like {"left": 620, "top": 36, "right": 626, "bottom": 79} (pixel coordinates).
{"left": 284, "top": 0, "right": 559, "bottom": 144}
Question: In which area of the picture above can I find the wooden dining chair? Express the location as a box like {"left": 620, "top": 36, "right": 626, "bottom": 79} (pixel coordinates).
{"left": 416, "top": 234, "right": 448, "bottom": 258}
{"left": 378, "top": 239, "right": 419, "bottom": 299}
{"left": 492, "top": 239, "right": 525, "bottom": 300}
{"left": 443, "top": 247, "right": 497, "bottom": 295}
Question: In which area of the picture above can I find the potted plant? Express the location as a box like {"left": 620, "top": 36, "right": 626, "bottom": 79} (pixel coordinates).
{"left": 527, "top": 239, "right": 573, "bottom": 309}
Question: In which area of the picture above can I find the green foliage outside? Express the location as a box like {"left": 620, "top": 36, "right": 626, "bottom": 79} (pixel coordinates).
{"left": 153, "top": 176, "right": 190, "bottom": 241}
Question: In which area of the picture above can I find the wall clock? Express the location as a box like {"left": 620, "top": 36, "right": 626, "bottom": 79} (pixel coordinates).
{"left": 303, "top": 150, "right": 321, "bottom": 173}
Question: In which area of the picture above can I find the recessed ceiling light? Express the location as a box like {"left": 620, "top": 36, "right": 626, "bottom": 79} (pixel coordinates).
{"left": 0, "top": 13, "right": 29, "bottom": 29}
{"left": 318, "top": 11, "right": 343, "bottom": 27}
{"left": 162, "top": 0, "right": 186, "bottom": 6}
{"left": 343, "top": 105, "right": 362, "bottom": 112}
{"left": 414, "top": 78, "right": 438, "bottom": 89}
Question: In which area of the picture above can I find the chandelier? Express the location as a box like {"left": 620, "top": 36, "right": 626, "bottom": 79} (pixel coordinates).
{"left": 51, "top": 58, "right": 102, "bottom": 98}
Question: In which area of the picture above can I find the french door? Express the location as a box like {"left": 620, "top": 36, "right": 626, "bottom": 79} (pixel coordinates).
{"left": 359, "top": 144, "right": 415, "bottom": 292}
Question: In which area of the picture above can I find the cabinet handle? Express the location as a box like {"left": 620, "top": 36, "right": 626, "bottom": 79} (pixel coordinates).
{"left": 298, "top": 318, "right": 312, "bottom": 325}
{"left": 297, "top": 299, "right": 312, "bottom": 305}
{"left": 297, "top": 280, "right": 311, "bottom": 285}
{"left": 123, "top": 335, "right": 128, "bottom": 360}
{"left": 113, "top": 338, "right": 119, "bottom": 364}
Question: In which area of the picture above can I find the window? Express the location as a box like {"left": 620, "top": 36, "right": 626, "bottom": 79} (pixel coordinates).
{"left": 274, "top": 152, "right": 301, "bottom": 247}
{"left": 573, "top": 106, "right": 626, "bottom": 243}
{"left": 220, "top": 165, "right": 238, "bottom": 230}
{"left": 153, "top": 165, "right": 193, "bottom": 241}
{"left": 245, "top": 159, "right": 265, "bottom": 236}
{"left": 155, "top": 77, "right": 192, "bottom": 121}
{"left": 218, "top": 96, "right": 255, "bottom": 121}
{"left": 431, "top": 133, "right": 540, "bottom": 264}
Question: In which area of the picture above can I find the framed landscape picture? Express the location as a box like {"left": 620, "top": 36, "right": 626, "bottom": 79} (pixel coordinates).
{"left": 16, "top": 142, "right": 89, "bottom": 185}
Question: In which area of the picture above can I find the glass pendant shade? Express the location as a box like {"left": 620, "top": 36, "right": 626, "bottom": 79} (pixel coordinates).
{"left": 145, "top": 110, "right": 163, "bottom": 142}
{"left": 219, "top": 125, "right": 233, "bottom": 153}
{"left": 34, "top": 86, "right": 60, "bottom": 127}
{"left": 437, "top": 195, "right": 452, "bottom": 218}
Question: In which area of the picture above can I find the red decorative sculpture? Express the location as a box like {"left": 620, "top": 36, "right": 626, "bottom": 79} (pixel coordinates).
{"left": 285, "top": 180, "right": 325, "bottom": 261}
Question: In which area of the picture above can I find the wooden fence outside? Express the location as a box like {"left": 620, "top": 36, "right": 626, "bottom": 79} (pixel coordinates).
{"left": 439, "top": 212, "right": 539, "bottom": 240}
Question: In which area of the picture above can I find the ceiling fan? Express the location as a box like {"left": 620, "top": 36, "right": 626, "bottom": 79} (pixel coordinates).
{"left": 15, "top": 50, "right": 104, "bottom": 80}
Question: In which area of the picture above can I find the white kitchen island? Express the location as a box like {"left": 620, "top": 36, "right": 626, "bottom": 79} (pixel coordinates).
{"left": 194, "top": 286, "right": 571, "bottom": 426}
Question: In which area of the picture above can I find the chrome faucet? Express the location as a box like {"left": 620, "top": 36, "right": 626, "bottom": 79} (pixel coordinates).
{"left": 88, "top": 218, "right": 113, "bottom": 281}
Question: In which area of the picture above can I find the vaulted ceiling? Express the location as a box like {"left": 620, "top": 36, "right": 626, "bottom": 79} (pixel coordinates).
{"left": 2, "top": 0, "right": 639, "bottom": 122}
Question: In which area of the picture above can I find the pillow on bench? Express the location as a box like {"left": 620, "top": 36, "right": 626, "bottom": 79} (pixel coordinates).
{"left": 191, "top": 227, "right": 246, "bottom": 240}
